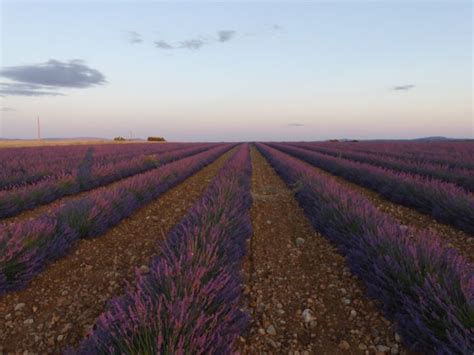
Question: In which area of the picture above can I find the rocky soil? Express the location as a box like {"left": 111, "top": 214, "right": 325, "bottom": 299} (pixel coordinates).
{"left": 0, "top": 149, "right": 235, "bottom": 354}
{"left": 239, "top": 148, "right": 405, "bottom": 354}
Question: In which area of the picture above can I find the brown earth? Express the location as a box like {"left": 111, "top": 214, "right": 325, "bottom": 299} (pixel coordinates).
{"left": 0, "top": 148, "right": 235, "bottom": 354}
{"left": 239, "top": 148, "right": 405, "bottom": 354}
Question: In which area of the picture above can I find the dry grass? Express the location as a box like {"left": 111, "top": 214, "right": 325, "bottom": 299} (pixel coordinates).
{"left": 0, "top": 139, "right": 153, "bottom": 148}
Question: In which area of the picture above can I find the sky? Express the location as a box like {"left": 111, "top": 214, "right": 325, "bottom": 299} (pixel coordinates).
{"left": 0, "top": 0, "right": 472, "bottom": 142}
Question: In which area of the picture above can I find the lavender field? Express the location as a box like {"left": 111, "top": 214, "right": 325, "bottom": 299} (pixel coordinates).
{"left": 0, "top": 140, "right": 472, "bottom": 354}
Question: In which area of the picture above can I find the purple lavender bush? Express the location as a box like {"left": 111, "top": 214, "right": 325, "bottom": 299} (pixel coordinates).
{"left": 0, "top": 144, "right": 234, "bottom": 295}
{"left": 0, "top": 142, "right": 194, "bottom": 190}
{"left": 73, "top": 144, "right": 252, "bottom": 354}
{"left": 257, "top": 144, "right": 473, "bottom": 354}
{"left": 290, "top": 142, "right": 474, "bottom": 192}
{"left": 269, "top": 143, "right": 474, "bottom": 235}
{"left": 0, "top": 144, "right": 215, "bottom": 219}
{"left": 311, "top": 140, "right": 474, "bottom": 171}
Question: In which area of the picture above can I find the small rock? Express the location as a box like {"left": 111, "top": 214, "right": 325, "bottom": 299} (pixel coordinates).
{"left": 266, "top": 220, "right": 272, "bottom": 225}
{"left": 350, "top": 309, "right": 357, "bottom": 317}
{"left": 377, "top": 345, "right": 390, "bottom": 353}
{"left": 295, "top": 237, "right": 305, "bottom": 247}
{"left": 51, "top": 314, "right": 60, "bottom": 325}
{"left": 139, "top": 265, "right": 150, "bottom": 274}
{"left": 61, "top": 323, "right": 73, "bottom": 333}
{"left": 302, "top": 308, "right": 314, "bottom": 323}
{"left": 23, "top": 318, "right": 34, "bottom": 325}
{"left": 267, "top": 339, "right": 279, "bottom": 349}
{"left": 358, "top": 343, "right": 367, "bottom": 350}
{"left": 338, "top": 340, "right": 350, "bottom": 350}
{"left": 266, "top": 325, "right": 276, "bottom": 336}
{"left": 394, "top": 333, "right": 401, "bottom": 343}
{"left": 14, "top": 303, "right": 26, "bottom": 311}
{"left": 258, "top": 328, "right": 266, "bottom": 335}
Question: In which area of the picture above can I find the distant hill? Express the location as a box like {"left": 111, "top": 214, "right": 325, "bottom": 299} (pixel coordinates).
{"left": 412, "top": 136, "right": 451, "bottom": 141}
{"left": 351, "top": 137, "right": 472, "bottom": 142}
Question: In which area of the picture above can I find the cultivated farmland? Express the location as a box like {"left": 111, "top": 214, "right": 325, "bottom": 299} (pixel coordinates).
{"left": 0, "top": 140, "right": 472, "bottom": 354}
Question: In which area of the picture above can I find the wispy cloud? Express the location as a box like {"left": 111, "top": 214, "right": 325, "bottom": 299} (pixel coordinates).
{"left": 0, "top": 83, "right": 64, "bottom": 96}
{"left": 288, "top": 123, "right": 305, "bottom": 127}
{"left": 217, "top": 30, "right": 236, "bottom": 42}
{"left": 154, "top": 40, "right": 174, "bottom": 49}
{"left": 0, "top": 59, "right": 106, "bottom": 96}
{"left": 179, "top": 39, "right": 206, "bottom": 50}
{"left": 154, "top": 29, "right": 237, "bottom": 51}
{"left": 393, "top": 84, "right": 415, "bottom": 91}
{"left": 128, "top": 31, "right": 143, "bottom": 44}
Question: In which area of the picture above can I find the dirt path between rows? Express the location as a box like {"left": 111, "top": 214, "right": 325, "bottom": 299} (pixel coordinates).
{"left": 0, "top": 148, "right": 235, "bottom": 354}
{"left": 240, "top": 148, "right": 405, "bottom": 354}
{"left": 285, "top": 152, "right": 474, "bottom": 262}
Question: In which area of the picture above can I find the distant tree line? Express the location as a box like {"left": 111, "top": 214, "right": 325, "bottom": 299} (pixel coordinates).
{"left": 147, "top": 136, "right": 166, "bottom": 142}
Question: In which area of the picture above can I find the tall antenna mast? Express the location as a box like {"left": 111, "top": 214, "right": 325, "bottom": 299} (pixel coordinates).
{"left": 37, "top": 116, "right": 41, "bottom": 140}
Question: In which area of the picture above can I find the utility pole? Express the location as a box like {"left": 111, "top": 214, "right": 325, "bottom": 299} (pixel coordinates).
{"left": 129, "top": 130, "right": 133, "bottom": 140}
{"left": 37, "top": 116, "right": 41, "bottom": 140}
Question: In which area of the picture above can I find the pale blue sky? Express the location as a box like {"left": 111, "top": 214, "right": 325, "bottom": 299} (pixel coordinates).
{"left": 0, "top": 1, "right": 472, "bottom": 141}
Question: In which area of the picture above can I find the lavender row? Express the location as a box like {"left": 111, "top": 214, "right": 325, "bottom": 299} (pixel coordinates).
{"left": 289, "top": 142, "right": 474, "bottom": 192}
{"left": 328, "top": 140, "right": 474, "bottom": 158}
{"left": 0, "top": 144, "right": 234, "bottom": 295}
{"left": 0, "top": 144, "right": 216, "bottom": 219}
{"left": 73, "top": 144, "right": 252, "bottom": 354}
{"left": 257, "top": 143, "right": 473, "bottom": 354}
{"left": 0, "top": 143, "right": 195, "bottom": 190}
{"left": 270, "top": 143, "right": 474, "bottom": 235}
{"left": 316, "top": 141, "right": 474, "bottom": 171}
